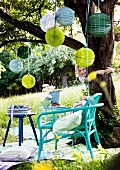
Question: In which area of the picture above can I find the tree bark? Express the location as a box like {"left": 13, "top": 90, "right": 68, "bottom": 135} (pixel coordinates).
{"left": 61, "top": 70, "right": 68, "bottom": 88}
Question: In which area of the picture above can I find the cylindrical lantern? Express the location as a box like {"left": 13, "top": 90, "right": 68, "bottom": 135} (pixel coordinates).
{"left": 45, "top": 26, "right": 65, "bottom": 47}
{"left": 9, "top": 59, "right": 23, "bottom": 73}
{"left": 88, "top": 13, "right": 111, "bottom": 37}
{"left": 22, "top": 74, "right": 35, "bottom": 89}
{"left": 40, "top": 14, "right": 55, "bottom": 32}
{"left": 17, "top": 45, "right": 31, "bottom": 59}
{"left": 75, "top": 47, "right": 95, "bottom": 68}
{"left": 56, "top": 7, "right": 75, "bottom": 26}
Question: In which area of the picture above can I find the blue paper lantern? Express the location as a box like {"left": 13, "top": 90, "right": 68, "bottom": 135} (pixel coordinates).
{"left": 56, "top": 7, "right": 75, "bottom": 26}
{"left": 88, "top": 13, "right": 111, "bottom": 37}
{"left": 9, "top": 59, "right": 23, "bottom": 73}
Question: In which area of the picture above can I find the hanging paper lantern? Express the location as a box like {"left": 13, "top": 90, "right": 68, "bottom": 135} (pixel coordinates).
{"left": 56, "top": 7, "right": 75, "bottom": 26}
{"left": 45, "top": 26, "right": 65, "bottom": 47}
{"left": 22, "top": 74, "right": 35, "bottom": 89}
{"left": 17, "top": 45, "right": 31, "bottom": 59}
{"left": 9, "top": 59, "right": 23, "bottom": 73}
{"left": 40, "top": 14, "right": 55, "bottom": 32}
{"left": 75, "top": 47, "right": 95, "bottom": 68}
{"left": 88, "top": 13, "right": 111, "bottom": 37}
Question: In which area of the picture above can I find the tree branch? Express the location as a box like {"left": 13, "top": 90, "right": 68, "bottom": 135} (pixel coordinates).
{"left": 0, "top": 9, "right": 84, "bottom": 50}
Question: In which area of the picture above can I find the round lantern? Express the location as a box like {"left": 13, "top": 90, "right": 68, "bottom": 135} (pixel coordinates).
{"left": 9, "top": 59, "right": 23, "bottom": 73}
{"left": 22, "top": 74, "right": 35, "bottom": 89}
{"left": 75, "top": 47, "right": 95, "bottom": 68}
{"left": 56, "top": 7, "right": 75, "bottom": 26}
{"left": 40, "top": 14, "right": 55, "bottom": 32}
{"left": 45, "top": 26, "right": 65, "bottom": 47}
{"left": 88, "top": 13, "right": 111, "bottom": 37}
{"left": 17, "top": 45, "right": 31, "bottom": 59}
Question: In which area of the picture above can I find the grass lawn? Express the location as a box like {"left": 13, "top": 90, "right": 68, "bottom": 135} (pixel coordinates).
{"left": 0, "top": 73, "right": 120, "bottom": 170}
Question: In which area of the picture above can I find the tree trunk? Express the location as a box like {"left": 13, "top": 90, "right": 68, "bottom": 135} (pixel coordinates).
{"left": 88, "top": 1, "right": 116, "bottom": 105}
{"left": 61, "top": 69, "right": 68, "bottom": 88}
{"left": 65, "top": 0, "right": 120, "bottom": 147}
{"left": 88, "top": 0, "right": 120, "bottom": 147}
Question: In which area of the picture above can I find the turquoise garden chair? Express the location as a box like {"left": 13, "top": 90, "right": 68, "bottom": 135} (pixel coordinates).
{"left": 37, "top": 93, "right": 103, "bottom": 162}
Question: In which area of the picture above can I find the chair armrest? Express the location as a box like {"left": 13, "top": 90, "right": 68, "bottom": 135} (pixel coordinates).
{"left": 37, "top": 103, "right": 104, "bottom": 124}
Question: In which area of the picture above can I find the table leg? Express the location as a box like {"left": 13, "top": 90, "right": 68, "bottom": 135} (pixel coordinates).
{"left": 18, "top": 118, "right": 23, "bottom": 146}
{"left": 29, "top": 116, "right": 39, "bottom": 146}
{"left": 3, "top": 118, "right": 11, "bottom": 147}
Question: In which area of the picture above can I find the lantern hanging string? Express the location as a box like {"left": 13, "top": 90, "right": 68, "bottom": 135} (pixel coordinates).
{"left": 97, "top": 0, "right": 101, "bottom": 12}
{"left": 84, "top": 0, "right": 91, "bottom": 96}
{"left": 54, "top": 0, "right": 57, "bottom": 27}
{"left": 27, "top": 39, "right": 30, "bottom": 74}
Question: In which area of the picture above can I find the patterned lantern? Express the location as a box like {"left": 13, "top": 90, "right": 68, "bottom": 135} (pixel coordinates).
{"left": 45, "top": 26, "right": 65, "bottom": 47}
{"left": 75, "top": 47, "right": 95, "bottom": 68}
{"left": 88, "top": 13, "right": 111, "bottom": 37}
{"left": 22, "top": 74, "right": 35, "bottom": 89}
{"left": 40, "top": 14, "right": 55, "bottom": 32}
{"left": 56, "top": 7, "right": 75, "bottom": 26}
{"left": 9, "top": 59, "right": 23, "bottom": 73}
{"left": 17, "top": 45, "right": 31, "bottom": 59}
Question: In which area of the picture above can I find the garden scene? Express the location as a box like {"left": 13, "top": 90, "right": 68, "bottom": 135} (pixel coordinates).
{"left": 0, "top": 0, "right": 120, "bottom": 169}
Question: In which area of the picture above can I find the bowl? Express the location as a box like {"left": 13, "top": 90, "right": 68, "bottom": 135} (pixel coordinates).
{"left": 40, "top": 100, "right": 51, "bottom": 108}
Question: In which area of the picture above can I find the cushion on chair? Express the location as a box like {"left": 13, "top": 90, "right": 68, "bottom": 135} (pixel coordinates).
{"left": 53, "top": 110, "right": 82, "bottom": 133}
{"left": 0, "top": 146, "right": 35, "bottom": 162}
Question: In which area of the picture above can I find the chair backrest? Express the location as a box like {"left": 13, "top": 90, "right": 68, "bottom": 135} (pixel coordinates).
{"left": 79, "top": 93, "right": 102, "bottom": 127}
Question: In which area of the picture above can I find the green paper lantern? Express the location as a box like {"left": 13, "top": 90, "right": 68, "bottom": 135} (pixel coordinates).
{"left": 22, "top": 74, "right": 35, "bottom": 89}
{"left": 45, "top": 27, "right": 65, "bottom": 47}
{"left": 17, "top": 46, "right": 31, "bottom": 59}
{"left": 75, "top": 47, "right": 95, "bottom": 68}
{"left": 88, "top": 13, "right": 111, "bottom": 37}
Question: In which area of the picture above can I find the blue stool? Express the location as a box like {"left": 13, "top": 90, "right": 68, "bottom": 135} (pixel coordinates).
{"left": 3, "top": 112, "right": 39, "bottom": 146}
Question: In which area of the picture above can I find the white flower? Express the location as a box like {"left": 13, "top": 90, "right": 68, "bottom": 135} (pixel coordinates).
{"left": 42, "top": 84, "right": 56, "bottom": 92}
{"left": 42, "top": 84, "right": 50, "bottom": 88}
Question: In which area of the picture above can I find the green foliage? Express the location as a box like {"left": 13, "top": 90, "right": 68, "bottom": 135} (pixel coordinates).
{"left": 0, "top": 45, "right": 76, "bottom": 97}
{"left": 112, "top": 42, "right": 120, "bottom": 71}
{"left": 8, "top": 162, "right": 32, "bottom": 170}
{"left": 114, "top": 25, "right": 120, "bottom": 36}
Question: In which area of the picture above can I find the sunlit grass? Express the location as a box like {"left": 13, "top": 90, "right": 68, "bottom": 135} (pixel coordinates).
{"left": 0, "top": 74, "right": 120, "bottom": 145}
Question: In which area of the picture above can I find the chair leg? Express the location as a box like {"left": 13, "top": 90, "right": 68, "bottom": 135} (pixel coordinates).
{"left": 37, "top": 141, "right": 43, "bottom": 162}
{"left": 94, "top": 130, "right": 101, "bottom": 145}
{"left": 72, "top": 138, "right": 74, "bottom": 146}
{"left": 37, "top": 129, "right": 43, "bottom": 162}
{"left": 93, "top": 123, "right": 101, "bottom": 145}
{"left": 85, "top": 134, "right": 94, "bottom": 159}
{"left": 55, "top": 139, "right": 58, "bottom": 150}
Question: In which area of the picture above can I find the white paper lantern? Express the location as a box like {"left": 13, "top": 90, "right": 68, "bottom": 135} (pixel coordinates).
{"left": 40, "top": 14, "right": 55, "bottom": 32}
